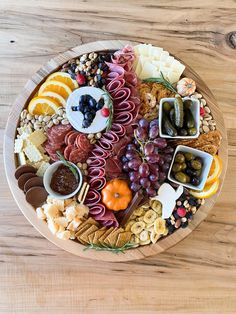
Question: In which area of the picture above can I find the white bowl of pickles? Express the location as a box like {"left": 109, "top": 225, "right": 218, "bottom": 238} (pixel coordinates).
{"left": 168, "top": 145, "right": 213, "bottom": 191}
{"left": 159, "top": 95, "right": 200, "bottom": 139}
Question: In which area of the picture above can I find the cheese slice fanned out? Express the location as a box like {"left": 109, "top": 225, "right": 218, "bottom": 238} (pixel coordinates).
{"left": 134, "top": 43, "right": 185, "bottom": 83}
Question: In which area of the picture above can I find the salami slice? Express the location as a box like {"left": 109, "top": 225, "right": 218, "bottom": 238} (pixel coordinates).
{"left": 97, "top": 138, "right": 113, "bottom": 151}
{"left": 101, "top": 131, "right": 120, "bottom": 144}
{"left": 110, "top": 123, "right": 126, "bottom": 137}
{"left": 85, "top": 189, "right": 101, "bottom": 206}
{"left": 67, "top": 132, "right": 79, "bottom": 146}
{"left": 107, "top": 78, "right": 125, "bottom": 94}
{"left": 76, "top": 134, "right": 92, "bottom": 151}
{"left": 91, "top": 147, "right": 111, "bottom": 159}
{"left": 64, "top": 130, "right": 76, "bottom": 145}
{"left": 114, "top": 112, "right": 134, "bottom": 125}
{"left": 89, "top": 204, "right": 106, "bottom": 216}
{"left": 114, "top": 100, "right": 136, "bottom": 112}
{"left": 113, "top": 87, "right": 131, "bottom": 103}
{"left": 106, "top": 62, "right": 125, "bottom": 76}
{"left": 69, "top": 149, "right": 88, "bottom": 163}
{"left": 88, "top": 167, "right": 106, "bottom": 178}
{"left": 89, "top": 176, "right": 106, "bottom": 190}
{"left": 64, "top": 145, "right": 74, "bottom": 160}
{"left": 87, "top": 157, "right": 106, "bottom": 168}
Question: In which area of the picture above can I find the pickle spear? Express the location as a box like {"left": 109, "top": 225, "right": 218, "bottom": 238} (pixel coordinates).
{"left": 174, "top": 95, "right": 184, "bottom": 128}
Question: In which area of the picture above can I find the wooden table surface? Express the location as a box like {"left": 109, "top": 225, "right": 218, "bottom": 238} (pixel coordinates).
{"left": 1, "top": 1, "right": 236, "bottom": 313}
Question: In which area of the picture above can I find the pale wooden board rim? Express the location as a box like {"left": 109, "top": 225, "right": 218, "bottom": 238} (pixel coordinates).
{"left": 3, "top": 40, "right": 228, "bottom": 262}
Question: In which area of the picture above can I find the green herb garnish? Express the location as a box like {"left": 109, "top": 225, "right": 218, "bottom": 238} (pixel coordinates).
{"left": 143, "top": 71, "right": 177, "bottom": 93}
{"left": 83, "top": 242, "right": 136, "bottom": 254}
{"left": 102, "top": 88, "right": 114, "bottom": 132}
{"left": 56, "top": 151, "right": 79, "bottom": 181}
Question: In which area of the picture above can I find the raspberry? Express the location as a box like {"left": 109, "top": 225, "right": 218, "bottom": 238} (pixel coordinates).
{"left": 177, "top": 207, "right": 186, "bottom": 217}
{"left": 101, "top": 108, "right": 110, "bottom": 117}
{"left": 76, "top": 74, "right": 86, "bottom": 85}
{"left": 200, "top": 107, "right": 205, "bottom": 117}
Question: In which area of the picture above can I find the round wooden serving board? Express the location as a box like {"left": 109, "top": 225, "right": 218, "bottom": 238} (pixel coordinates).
{"left": 4, "top": 40, "right": 228, "bottom": 262}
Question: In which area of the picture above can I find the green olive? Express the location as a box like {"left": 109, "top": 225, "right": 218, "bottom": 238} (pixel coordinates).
{"left": 175, "top": 153, "right": 185, "bottom": 163}
{"left": 188, "top": 127, "right": 197, "bottom": 136}
{"left": 181, "top": 162, "right": 187, "bottom": 170}
{"left": 172, "top": 163, "right": 183, "bottom": 172}
{"left": 163, "top": 102, "right": 172, "bottom": 113}
{"left": 184, "top": 152, "right": 194, "bottom": 161}
{"left": 190, "top": 160, "right": 202, "bottom": 170}
{"left": 175, "top": 171, "right": 190, "bottom": 183}
{"left": 194, "top": 169, "right": 202, "bottom": 177}
{"left": 179, "top": 128, "right": 188, "bottom": 136}
{"left": 184, "top": 99, "right": 192, "bottom": 109}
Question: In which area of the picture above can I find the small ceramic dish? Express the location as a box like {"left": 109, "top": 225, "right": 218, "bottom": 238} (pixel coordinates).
{"left": 159, "top": 97, "right": 200, "bottom": 139}
{"left": 43, "top": 161, "right": 83, "bottom": 199}
{"left": 168, "top": 145, "right": 213, "bottom": 191}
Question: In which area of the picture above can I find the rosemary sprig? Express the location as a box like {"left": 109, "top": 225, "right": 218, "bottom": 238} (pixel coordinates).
{"left": 102, "top": 88, "right": 114, "bottom": 132}
{"left": 56, "top": 151, "right": 79, "bottom": 181}
{"left": 143, "top": 71, "right": 177, "bottom": 93}
{"left": 83, "top": 242, "right": 136, "bottom": 254}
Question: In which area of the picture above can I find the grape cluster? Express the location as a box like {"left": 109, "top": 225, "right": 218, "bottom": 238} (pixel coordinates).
{"left": 121, "top": 118, "right": 174, "bottom": 197}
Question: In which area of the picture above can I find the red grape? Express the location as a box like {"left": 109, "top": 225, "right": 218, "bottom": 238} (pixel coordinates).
{"left": 128, "top": 158, "right": 142, "bottom": 170}
{"left": 127, "top": 143, "right": 136, "bottom": 151}
{"left": 159, "top": 171, "right": 167, "bottom": 181}
{"left": 146, "top": 154, "right": 160, "bottom": 164}
{"left": 149, "top": 174, "right": 159, "bottom": 182}
{"left": 139, "top": 163, "right": 150, "bottom": 178}
{"left": 150, "top": 119, "right": 159, "bottom": 128}
{"left": 144, "top": 142, "right": 155, "bottom": 155}
{"left": 149, "top": 125, "right": 159, "bottom": 139}
{"left": 163, "top": 154, "right": 172, "bottom": 163}
{"left": 136, "top": 127, "right": 148, "bottom": 141}
{"left": 153, "top": 138, "right": 167, "bottom": 148}
{"left": 146, "top": 187, "right": 156, "bottom": 197}
{"left": 129, "top": 171, "right": 140, "bottom": 182}
{"left": 130, "top": 182, "right": 141, "bottom": 192}
{"left": 140, "top": 177, "right": 151, "bottom": 188}
{"left": 149, "top": 163, "right": 159, "bottom": 175}
{"left": 138, "top": 118, "right": 149, "bottom": 129}
{"left": 152, "top": 181, "right": 161, "bottom": 190}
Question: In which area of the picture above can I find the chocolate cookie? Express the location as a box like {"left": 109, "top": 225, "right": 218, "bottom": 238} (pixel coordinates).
{"left": 18, "top": 173, "right": 37, "bottom": 190}
{"left": 24, "top": 176, "right": 44, "bottom": 193}
{"left": 25, "top": 186, "right": 48, "bottom": 207}
{"left": 15, "top": 165, "right": 37, "bottom": 179}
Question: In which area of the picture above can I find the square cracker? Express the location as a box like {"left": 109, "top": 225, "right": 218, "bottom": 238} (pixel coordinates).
{"left": 116, "top": 232, "right": 132, "bottom": 248}
{"left": 103, "top": 228, "right": 118, "bottom": 246}
{"left": 92, "top": 227, "right": 106, "bottom": 245}
{"left": 79, "top": 225, "right": 99, "bottom": 245}
{"left": 106, "top": 228, "right": 124, "bottom": 247}
{"left": 74, "top": 218, "right": 98, "bottom": 237}
{"left": 98, "top": 227, "right": 114, "bottom": 246}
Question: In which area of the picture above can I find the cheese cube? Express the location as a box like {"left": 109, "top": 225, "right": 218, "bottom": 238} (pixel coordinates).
{"left": 23, "top": 144, "right": 43, "bottom": 162}
{"left": 14, "top": 138, "right": 24, "bottom": 153}
{"left": 36, "top": 161, "right": 50, "bottom": 176}
{"left": 17, "top": 152, "right": 27, "bottom": 165}
{"left": 56, "top": 230, "right": 71, "bottom": 240}
{"left": 47, "top": 219, "right": 59, "bottom": 235}
{"left": 27, "top": 130, "right": 47, "bottom": 147}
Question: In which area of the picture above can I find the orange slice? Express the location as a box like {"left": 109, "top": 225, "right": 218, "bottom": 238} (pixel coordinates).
{"left": 40, "top": 91, "right": 67, "bottom": 108}
{"left": 46, "top": 72, "right": 78, "bottom": 90}
{"left": 205, "top": 155, "right": 222, "bottom": 185}
{"left": 190, "top": 179, "right": 220, "bottom": 199}
{"left": 28, "top": 96, "right": 61, "bottom": 115}
{"left": 38, "top": 80, "right": 72, "bottom": 99}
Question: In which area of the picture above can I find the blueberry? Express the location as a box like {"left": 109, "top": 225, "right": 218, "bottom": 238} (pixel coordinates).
{"left": 191, "top": 176, "right": 200, "bottom": 186}
{"left": 121, "top": 156, "right": 128, "bottom": 163}
{"left": 188, "top": 198, "right": 198, "bottom": 206}
{"left": 96, "top": 97, "right": 104, "bottom": 110}
{"left": 88, "top": 97, "right": 97, "bottom": 109}
{"left": 168, "top": 225, "right": 175, "bottom": 234}
{"left": 173, "top": 211, "right": 180, "bottom": 220}
{"left": 82, "top": 119, "right": 91, "bottom": 128}
{"left": 84, "top": 112, "right": 94, "bottom": 121}
{"left": 186, "top": 212, "right": 193, "bottom": 220}
{"left": 71, "top": 106, "right": 79, "bottom": 111}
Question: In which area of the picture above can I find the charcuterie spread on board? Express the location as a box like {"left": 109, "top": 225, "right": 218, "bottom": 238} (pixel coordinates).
{"left": 13, "top": 43, "right": 223, "bottom": 254}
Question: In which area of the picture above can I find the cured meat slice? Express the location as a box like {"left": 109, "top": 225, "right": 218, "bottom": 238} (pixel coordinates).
{"left": 89, "top": 204, "right": 106, "bottom": 216}
{"left": 124, "top": 72, "right": 138, "bottom": 87}
{"left": 101, "top": 131, "right": 120, "bottom": 144}
{"left": 50, "top": 124, "right": 72, "bottom": 143}
{"left": 114, "top": 112, "right": 134, "bottom": 125}
{"left": 76, "top": 134, "right": 93, "bottom": 151}
{"left": 85, "top": 189, "right": 101, "bottom": 206}
{"left": 69, "top": 149, "right": 88, "bottom": 163}
{"left": 64, "top": 130, "right": 76, "bottom": 145}
{"left": 106, "top": 78, "right": 125, "bottom": 93}
{"left": 112, "top": 135, "right": 132, "bottom": 158}
{"left": 96, "top": 138, "right": 113, "bottom": 151}
{"left": 94, "top": 209, "right": 117, "bottom": 222}
{"left": 88, "top": 167, "right": 106, "bottom": 178}
{"left": 110, "top": 123, "right": 126, "bottom": 137}
{"left": 113, "top": 87, "right": 131, "bottom": 103}
{"left": 106, "top": 63, "right": 125, "bottom": 76}
{"left": 87, "top": 157, "right": 106, "bottom": 168}
{"left": 114, "top": 100, "right": 136, "bottom": 112}
{"left": 89, "top": 176, "right": 106, "bottom": 190}
{"left": 105, "top": 157, "right": 123, "bottom": 179}
{"left": 67, "top": 132, "right": 79, "bottom": 146}
{"left": 64, "top": 145, "right": 74, "bottom": 160}
{"left": 91, "top": 146, "right": 111, "bottom": 159}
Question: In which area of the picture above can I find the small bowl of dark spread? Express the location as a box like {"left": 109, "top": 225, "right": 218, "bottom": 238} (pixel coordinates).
{"left": 43, "top": 161, "right": 82, "bottom": 199}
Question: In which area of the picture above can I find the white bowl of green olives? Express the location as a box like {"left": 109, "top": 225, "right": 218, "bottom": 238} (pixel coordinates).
{"left": 159, "top": 96, "right": 200, "bottom": 139}
{"left": 168, "top": 145, "right": 213, "bottom": 191}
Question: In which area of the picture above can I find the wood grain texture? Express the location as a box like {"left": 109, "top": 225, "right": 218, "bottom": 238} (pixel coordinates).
{"left": 0, "top": 0, "right": 236, "bottom": 313}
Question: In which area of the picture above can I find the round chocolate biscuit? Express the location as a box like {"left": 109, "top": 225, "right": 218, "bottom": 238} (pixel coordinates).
{"left": 25, "top": 186, "right": 48, "bottom": 208}
{"left": 15, "top": 165, "right": 37, "bottom": 179}
{"left": 24, "top": 176, "right": 44, "bottom": 193}
{"left": 18, "top": 173, "right": 37, "bottom": 190}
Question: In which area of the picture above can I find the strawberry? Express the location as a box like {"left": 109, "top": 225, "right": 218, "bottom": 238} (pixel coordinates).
{"left": 177, "top": 207, "right": 186, "bottom": 217}
{"left": 76, "top": 74, "right": 86, "bottom": 85}
{"left": 200, "top": 107, "right": 205, "bottom": 117}
{"left": 101, "top": 108, "right": 110, "bottom": 117}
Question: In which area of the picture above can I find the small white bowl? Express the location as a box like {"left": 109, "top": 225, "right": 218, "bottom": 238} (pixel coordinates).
{"left": 159, "top": 97, "right": 200, "bottom": 139}
{"left": 168, "top": 145, "right": 213, "bottom": 191}
{"left": 43, "top": 161, "right": 83, "bottom": 199}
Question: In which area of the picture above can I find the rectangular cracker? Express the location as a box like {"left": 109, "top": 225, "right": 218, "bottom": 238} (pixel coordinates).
{"left": 92, "top": 227, "right": 107, "bottom": 245}
{"left": 98, "top": 227, "right": 114, "bottom": 246}
{"left": 106, "top": 228, "right": 124, "bottom": 247}
{"left": 103, "top": 228, "right": 118, "bottom": 246}
{"left": 79, "top": 225, "right": 99, "bottom": 244}
{"left": 75, "top": 217, "right": 98, "bottom": 237}
{"left": 75, "top": 224, "right": 91, "bottom": 238}
{"left": 116, "top": 232, "right": 132, "bottom": 248}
